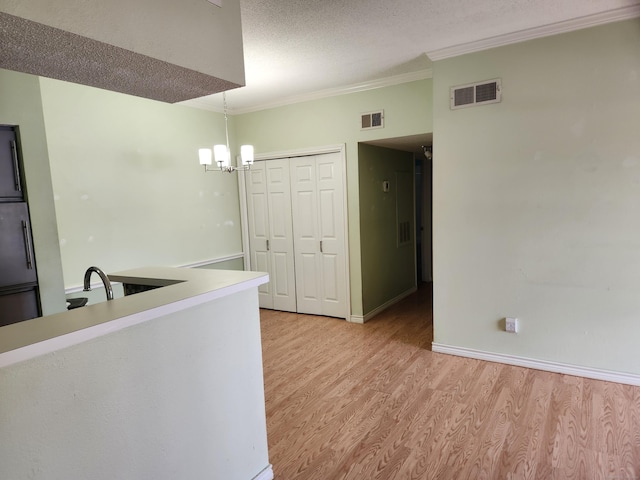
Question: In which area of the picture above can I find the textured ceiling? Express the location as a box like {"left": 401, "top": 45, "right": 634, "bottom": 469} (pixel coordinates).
{"left": 182, "top": 0, "right": 640, "bottom": 113}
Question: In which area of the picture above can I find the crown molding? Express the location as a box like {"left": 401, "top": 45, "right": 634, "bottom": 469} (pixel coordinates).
{"left": 427, "top": 5, "right": 640, "bottom": 61}
{"left": 231, "top": 69, "right": 433, "bottom": 114}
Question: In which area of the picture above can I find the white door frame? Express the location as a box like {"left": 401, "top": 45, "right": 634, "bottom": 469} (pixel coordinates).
{"left": 238, "top": 144, "right": 351, "bottom": 320}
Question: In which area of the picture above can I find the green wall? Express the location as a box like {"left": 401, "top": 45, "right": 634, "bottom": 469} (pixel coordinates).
{"left": 39, "top": 78, "right": 243, "bottom": 289}
{"left": 358, "top": 144, "right": 415, "bottom": 314}
{"left": 432, "top": 19, "right": 640, "bottom": 374}
{"left": 236, "top": 79, "right": 432, "bottom": 316}
{"left": 0, "top": 69, "right": 66, "bottom": 315}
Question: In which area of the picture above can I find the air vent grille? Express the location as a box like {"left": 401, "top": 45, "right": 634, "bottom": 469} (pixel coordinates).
{"left": 450, "top": 79, "right": 501, "bottom": 110}
{"left": 398, "top": 221, "right": 411, "bottom": 246}
{"left": 361, "top": 110, "right": 384, "bottom": 130}
{"left": 454, "top": 86, "right": 475, "bottom": 107}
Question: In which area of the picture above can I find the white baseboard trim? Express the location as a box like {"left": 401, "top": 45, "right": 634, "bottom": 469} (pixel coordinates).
{"left": 349, "top": 286, "right": 417, "bottom": 324}
{"left": 252, "top": 464, "right": 274, "bottom": 480}
{"left": 432, "top": 343, "right": 640, "bottom": 387}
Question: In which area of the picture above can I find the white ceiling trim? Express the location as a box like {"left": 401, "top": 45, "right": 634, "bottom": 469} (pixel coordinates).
{"left": 231, "top": 69, "right": 433, "bottom": 115}
{"left": 426, "top": 4, "right": 640, "bottom": 61}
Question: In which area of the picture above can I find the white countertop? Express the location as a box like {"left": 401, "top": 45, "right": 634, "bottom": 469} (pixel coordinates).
{"left": 0, "top": 267, "right": 269, "bottom": 368}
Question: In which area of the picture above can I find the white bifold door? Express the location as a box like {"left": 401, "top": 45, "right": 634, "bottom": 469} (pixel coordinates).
{"left": 245, "top": 152, "right": 347, "bottom": 319}
{"left": 246, "top": 159, "right": 297, "bottom": 311}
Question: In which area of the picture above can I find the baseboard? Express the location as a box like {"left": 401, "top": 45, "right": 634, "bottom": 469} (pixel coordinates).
{"left": 349, "top": 286, "right": 417, "bottom": 324}
{"left": 432, "top": 343, "right": 640, "bottom": 387}
{"left": 252, "top": 464, "right": 274, "bottom": 480}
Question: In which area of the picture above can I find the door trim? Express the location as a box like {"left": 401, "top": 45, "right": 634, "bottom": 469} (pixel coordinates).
{"left": 238, "top": 144, "right": 351, "bottom": 320}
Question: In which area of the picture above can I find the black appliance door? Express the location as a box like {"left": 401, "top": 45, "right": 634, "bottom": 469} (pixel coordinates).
{"left": 0, "top": 287, "right": 40, "bottom": 326}
{"left": 0, "top": 127, "right": 23, "bottom": 199}
{"left": 0, "top": 202, "right": 38, "bottom": 288}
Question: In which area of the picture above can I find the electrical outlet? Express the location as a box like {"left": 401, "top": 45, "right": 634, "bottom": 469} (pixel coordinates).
{"left": 505, "top": 317, "right": 519, "bottom": 333}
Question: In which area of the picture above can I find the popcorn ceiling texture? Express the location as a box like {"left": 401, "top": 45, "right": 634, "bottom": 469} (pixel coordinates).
{"left": 0, "top": 12, "right": 240, "bottom": 103}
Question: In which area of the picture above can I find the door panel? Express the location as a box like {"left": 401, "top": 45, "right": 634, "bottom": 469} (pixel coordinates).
{"left": 268, "top": 192, "right": 288, "bottom": 238}
{"left": 272, "top": 252, "right": 291, "bottom": 297}
{"left": 319, "top": 189, "right": 337, "bottom": 240}
{"left": 300, "top": 253, "right": 318, "bottom": 300}
{"left": 0, "top": 128, "right": 23, "bottom": 200}
{"left": 0, "top": 287, "right": 39, "bottom": 326}
{"left": 0, "top": 203, "right": 38, "bottom": 288}
{"left": 246, "top": 164, "right": 273, "bottom": 307}
{"left": 315, "top": 153, "right": 347, "bottom": 317}
{"left": 265, "top": 160, "right": 296, "bottom": 312}
{"left": 322, "top": 254, "right": 339, "bottom": 302}
{"left": 290, "top": 157, "right": 322, "bottom": 314}
{"left": 246, "top": 161, "right": 297, "bottom": 312}
{"left": 253, "top": 251, "right": 271, "bottom": 299}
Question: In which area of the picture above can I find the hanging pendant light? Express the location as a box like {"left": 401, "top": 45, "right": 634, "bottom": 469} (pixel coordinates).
{"left": 199, "top": 92, "right": 254, "bottom": 173}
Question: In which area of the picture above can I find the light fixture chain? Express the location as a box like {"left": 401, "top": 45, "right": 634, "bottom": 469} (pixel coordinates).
{"left": 199, "top": 91, "right": 252, "bottom": 173}
{"left": 223, "top": 92, "right": 230, "bottom": 159}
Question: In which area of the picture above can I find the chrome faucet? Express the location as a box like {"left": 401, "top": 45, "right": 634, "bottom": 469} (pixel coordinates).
{"left": 83, "top": 266, "right": 114, "bottom": 301}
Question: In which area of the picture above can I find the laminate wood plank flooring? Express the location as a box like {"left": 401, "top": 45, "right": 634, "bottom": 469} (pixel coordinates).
{"left": 260, "top": 285, "right": 640, "bottom": 479}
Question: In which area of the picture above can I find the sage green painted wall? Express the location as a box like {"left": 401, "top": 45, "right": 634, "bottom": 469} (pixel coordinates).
{"left": 358, "top": 144, "right": 415, "bottom": 314}
{"left": 432, "top": 19, "right": 640, "bottom": 374}
{"left": 236, "top": 79, "right": 433, "bottom": 316}
{"left": 0, "top": 69, "right": 66, "bottom": 315}
{"left": 39, "top": 77, "right": 244, "bottom": 289}
{"left": 196, "top": 257, "right": 244, "bottom": 271}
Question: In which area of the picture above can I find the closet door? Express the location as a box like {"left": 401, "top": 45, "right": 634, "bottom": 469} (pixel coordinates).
{"left": 315, "top": 153, "right": 347, "bottom": 318}
{"left": 289, "top": 157, "right": 321, "bottom": 314}
{"left": 246, "top": 164, "right": 273, "bottom": 308}
{"left": 246, "top": 161, "right": 296, "bottom": 311}
{"left": 290, "top": 153, "right": 347, "bottom": 318}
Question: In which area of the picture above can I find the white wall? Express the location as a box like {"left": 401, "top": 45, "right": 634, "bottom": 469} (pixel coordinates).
{"left": 432, "top": 19, "right": 640, "bottom": 374}
{"left": 39, "top": 77, "right": 244, "bottom": 289}
{"left": 0, "top": 288, "right": 270, "bottom": 480}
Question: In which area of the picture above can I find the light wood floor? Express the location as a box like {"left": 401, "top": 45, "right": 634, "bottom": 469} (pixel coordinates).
{"left": 259, "top": 285, "right": 640, "bottom": 479}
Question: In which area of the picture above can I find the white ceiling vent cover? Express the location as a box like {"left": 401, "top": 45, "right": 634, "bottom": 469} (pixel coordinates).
{"left": 361, "top": 110, "right": 384, "bottom": 130}
{"left": 450, "top": 79, "right": 501, "bottom": 110}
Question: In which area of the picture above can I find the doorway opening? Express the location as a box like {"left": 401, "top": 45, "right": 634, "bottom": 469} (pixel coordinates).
{"left": 361, "top": 133, "right": 433, "bottom": 290}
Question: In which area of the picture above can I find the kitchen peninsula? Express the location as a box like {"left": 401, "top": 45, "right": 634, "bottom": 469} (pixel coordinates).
{"left": 0, "top": 267, "right": 273, "bottom": 480}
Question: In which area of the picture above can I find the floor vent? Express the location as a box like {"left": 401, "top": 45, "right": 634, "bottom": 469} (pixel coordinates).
{"left": 361, "top": 110, "right": 384, "bottom": 130}
{"left": 450, "top": 79, "right": 501, "bottom": 110}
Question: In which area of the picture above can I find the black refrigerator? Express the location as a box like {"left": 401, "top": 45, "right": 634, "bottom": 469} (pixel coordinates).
{"left": 0, "top": 126, "right": 40, "bottom": 326}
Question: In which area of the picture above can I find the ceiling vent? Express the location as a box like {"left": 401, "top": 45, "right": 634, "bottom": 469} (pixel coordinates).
{"left": 450, "top": 79, "right": 501, "bottom": 110}
{"left": 361, "top": 110, "right": 384, "bottom": 130}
